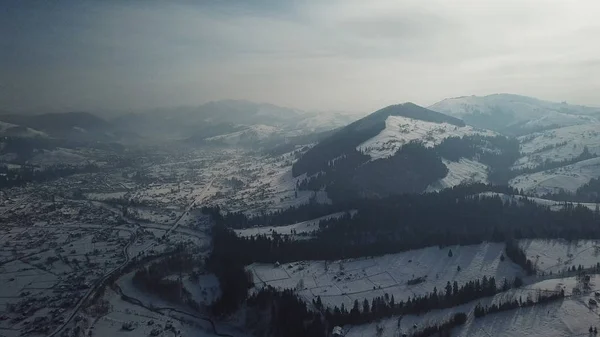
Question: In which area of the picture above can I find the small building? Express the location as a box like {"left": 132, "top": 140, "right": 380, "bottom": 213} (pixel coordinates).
{"left": 332, "top": 326, "right": 344, "bottom": 336}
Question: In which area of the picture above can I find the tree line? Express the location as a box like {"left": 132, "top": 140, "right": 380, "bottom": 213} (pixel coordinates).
{"left": 323, "top": 275, "right": 521, "bottom": 327}
{"left": 474, "top": 288, "right": 565, "bottom": 318}
{"left": 204, "top": 192, "right": 600, "bottom": 265}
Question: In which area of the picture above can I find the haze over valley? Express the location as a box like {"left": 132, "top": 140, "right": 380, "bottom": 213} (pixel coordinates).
{"left": 3, "top": 1, "right": 600, "bottom": 337}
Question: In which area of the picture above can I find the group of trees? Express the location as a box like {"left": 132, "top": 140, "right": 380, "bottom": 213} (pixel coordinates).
{"left": 131, "top": 252, "right": 198, "bottom": 305}
{"left": 541, "top": 176, "right": 600, "bottom": 204}
{"left": 512, "top": 146, "right": 597, "bottom": 178}
{"left": 206, "top": 189, "right": 600, "bottom": 265}
{"left": 505, "top": 239, "right": 535, "bottom": 275}
{"left": 325, "top": 275, "right": 520, "bottom": 327}
{"left": 207, "top": 224, "right": 255, "bottom": 316}
{"left": 436, "top": 135, "right": 520, "bottom": 185}
{"left": 412, "top": 313, "right": 467, "bottom": 337}
{"left": 247, "top": 287, "right": 327, "bottom": 337}
{"left": 474, "top": 288, "right": 565, "bottom": 318}
{"left": 294, "top": 130, "right": 521, "bottom": 202}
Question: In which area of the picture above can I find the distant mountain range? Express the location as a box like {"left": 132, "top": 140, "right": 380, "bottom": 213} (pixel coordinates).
{"left": 292, "top": 95, "right": 600, "bottom": 200}
{"left": 429, "top": 94, "right": 600, "bottom": 135}
{"left": 113, "top": 100, "right": 358, "bottom": 145}
{"left": 2, "top": 94, "right": 599, "bottom": 198}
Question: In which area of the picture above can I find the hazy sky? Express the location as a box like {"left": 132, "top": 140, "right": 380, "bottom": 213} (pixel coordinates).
{"left": 2, "top": 0, "right": 600, "bottom": 113}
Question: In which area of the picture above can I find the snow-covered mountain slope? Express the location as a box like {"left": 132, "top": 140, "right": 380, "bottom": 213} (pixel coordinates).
{"left": 0, "top": 121, "right": 47, "bottom": 138}
{"left": 429, "top": 94, "right": 600, "bottom": 134}
{"left": 115, "top": 100, "right": 356, "bottom": 141}
{"left": 204, "top": 124, "right": 282, "bottom": 146}
{"left": 427, "top": 158, "right": 489, "bottom": 191}
{"left": 510, "top": 157, "right": 600, "bottom": 195}
{"left": 357, "top": 115, "right": 496, "bottom": 160}
{"left": 514, "top": 123, "right": 600, "bottom": 170}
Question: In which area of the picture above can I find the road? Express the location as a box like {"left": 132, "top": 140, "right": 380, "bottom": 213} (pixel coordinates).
{"left": 166, "top": 178, "right": 214, "bottom": 237}
{"left": 46, "top": 234, "right": 135, "bottom": 337}
{"left": 45, "top": 180, "right": 214, "bottom": 336}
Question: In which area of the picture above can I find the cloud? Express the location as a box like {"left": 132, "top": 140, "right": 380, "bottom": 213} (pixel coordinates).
{"left": 1, "top": 0, "right": 599, "bottom": 113}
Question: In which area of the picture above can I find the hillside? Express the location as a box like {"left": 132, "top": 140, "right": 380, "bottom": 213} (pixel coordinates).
{"left": 292, "top": 103, "right": 466, "bottom": 177}
{"left": 430, "top": 94, "right": 600, "bottom": 135}
{"left": 0, "top": 111, "right": 130, "bottom": 142}
{"left": 357, "top": 115, "right": 496, "bottom": 160}
{"left": 514, "top": 123, "right": 600, "bottom": 170}
{"left": 114, "top": 100, "right": 356, "bottom": 143}
{"left": 0, "top": 121, "right": 47, "bottom": 138}
{"left": 293, "top": 103, "right": 517, "bottom": 201}
{"left": 510, "top": 157, "right": 600, "bottom": 195}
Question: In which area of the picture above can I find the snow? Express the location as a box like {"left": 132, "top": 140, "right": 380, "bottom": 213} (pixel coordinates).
{"left": 515, "top": 123, "right": 600, "bottom": 170}
{"left": 357, "top": 115, "right": 496, "bottom": 160}
{"left": 427, "top": 158, "right": 489, "bottom": 191}
{"left": 430, "top": 94, "right": 600, "bottom": 131}
{"left": 234, "top": 210, "right": 357, "bottom": 238}
{"left": 521, "top": 239, "right": 600, "bottom": 275}
{"left": 248, "top": 242, "right": 523, "bottom": 310}
{"left": 0, "top": 121, "right": 47, "bottom": 138}
{"left": 204, "top": 124, "right": 281, "bottom": 145}
{"left": 346, "top": 273, "right": 600, "bottom": 337}
{"left": 510, "top": 157, "right": 600, "bottom": 195}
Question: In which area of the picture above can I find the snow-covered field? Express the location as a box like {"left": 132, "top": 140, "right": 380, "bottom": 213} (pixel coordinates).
{"left": 249, "top": 242, "right": 523, "bottom": 310}
{"left": 521, "top": 239, "right": 600, "bottom": 275}
{"left": 510, "top": 157, "right": 600, "bottom": 195}
{"left": 357, "top": 115, "right": 496, "bottom": 160}
{"left": 515, "top": 123, "right": 600, "bottom": 170}
{"left": 234, "top": 210, "right": 357, "bottom": 238}
{"left": 345, "top": 274, "right": 600, "bottom": 337}
{"left": 427, "top": 158, "right": 489, "bottom": 191}
{"left": 207, "top": 151, "right": 330, "bottom": 214}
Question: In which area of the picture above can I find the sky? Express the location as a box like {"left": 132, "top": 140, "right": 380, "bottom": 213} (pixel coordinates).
{"left": 1, "top": 0, "right": 600, "bottom": 114}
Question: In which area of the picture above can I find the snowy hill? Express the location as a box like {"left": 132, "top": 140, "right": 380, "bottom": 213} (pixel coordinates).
{"left": 514, "top": 123, "right": 600, "bottom": 170}
{"left": 114, "top": 100, "right": 356, "bottom": 142}
{"left": 0, "top": 121, "right": 47, "bottom": 138}
{"left": 429, "top": 94, "right": 600, "bottom": 135}
{"left": 510, "top": 157, "right": 600, "bottom": 195}
{"left": 293, "top": 103, "right": 517, "bottom": 199}
{"left": 357, "top": 115, "right": 496, "bottom": 160}
{"left": 426, "top": 159, "right": 489, "bottom": 191}
{"left": 204, "top": 124, "right": 282, "bottom": 146}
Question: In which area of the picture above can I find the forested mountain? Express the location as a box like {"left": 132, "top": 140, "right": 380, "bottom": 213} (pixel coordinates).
{"left": 292, "top": 103, "right": 519, "bottom": 202}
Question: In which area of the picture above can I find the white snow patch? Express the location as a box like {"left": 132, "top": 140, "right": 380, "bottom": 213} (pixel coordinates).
{"left": 248, "top": 242, "right": 523, "bottom": 310}
{"left": 427, "top": 158, "right": 488, "bottom": 191}
{"left": 510, "top": 157, "right": 600, "bottom": 195}
{"left": 357, "top": 115, "right": 496, "bottom": 160}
